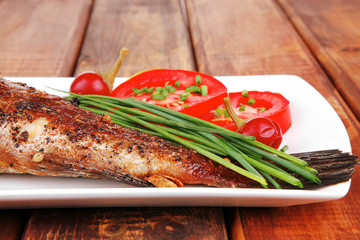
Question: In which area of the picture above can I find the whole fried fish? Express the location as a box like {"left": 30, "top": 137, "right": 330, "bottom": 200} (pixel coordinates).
{"left": 0, "top": 78, "right": 357, "bottom": 188}
{"left": 0, "top": 78, "right": 255, "bottom": 188}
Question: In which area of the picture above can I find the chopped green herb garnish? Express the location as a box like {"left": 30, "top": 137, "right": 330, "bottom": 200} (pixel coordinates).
{"left": 152, "top": 90, "right": 161, "bottom": 96}
{"left": 260, "top": 107, "right": 266, "bottom": 113}
{"left": 156, "top": 86, "right": 163, "bottom": 91}
{"left": 179, "top": 92, "right": 190, "bottom": 101}
{"left": 215, "top": 107, "right": 224, "bottom": 116}
{"left": 151, "top": 94, "right": 166, "bottom": 100}
{"left": 239, "top": 106, "right": 246, "bottom": 111}
{"left": 242, "top": 90, "right": 248, "bottom": 97}
{"left": 195, "top": 74, "right": 201, "bottom": 85}
{"left": 132, "top": 87, "right": 147, "bottom": 95}
{"left": 200, "top": 85, "right": 208, "bottom": 96}
{"left": 248, "top": 98, "right": 255, "bottom": 105}
{"left": 162, "top": 90, "right": 169, "bottom": 97}
{"left": 169, "top": 87, "right": 177, "bottom": 93}
{"left": 144, "top": 87, "right": 154, "bottom": 94}
{"left": 280, "top": 145, "right": 289, "bottom": 152}
{"left": 183, "top": 104, "right": 189, "bottom": 108}
{"left": 164, "top": 85, "right": 173, "bottom": 90}
{"left": 175, "top": 80, "right": 180, "bottom": 87}
{"left": 185, "top": 85, "right": 199, "bottom": 93}
{"left": 224, "top": 109, "right": 230, "bottom": 118}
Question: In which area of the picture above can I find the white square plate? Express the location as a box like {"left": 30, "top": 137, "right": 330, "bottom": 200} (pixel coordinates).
{"left": 0, "top": 75, "right": 352, "bottom": 208}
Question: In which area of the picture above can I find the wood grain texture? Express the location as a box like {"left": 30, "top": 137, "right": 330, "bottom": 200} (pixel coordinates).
{"left": 74, "top": 0, "right": 195, "bottom": 77}
{"left": 277, "top": 0, "right": 360, "bottom": 121}
{"left": 23, "top": 208, "right": 227, "bottom": 240}
{"left": 186, "top": 0, "right": 360, "bottom": 239}
{"left": 0, "top": 1, "right": 92, "bottom": 239}
{"left": 0, "top": 210, "right": 29, "bottom": 240}
{"left": 0, "top": 0, "right": 92, "bottom": 77}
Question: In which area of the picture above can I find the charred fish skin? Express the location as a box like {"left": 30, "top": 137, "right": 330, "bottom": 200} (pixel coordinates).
{"left": 0, "top": 78, "right": 256, "bottom": 188}
{"left": 1, "top": 78, "right": 357, "bottom": 189}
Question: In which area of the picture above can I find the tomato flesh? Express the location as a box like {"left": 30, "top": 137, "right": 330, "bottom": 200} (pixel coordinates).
{"left": 111, "top": 69, "right": 228, "bottom": 117}
{"left": 201, "top": 91, "right": 291, "bottom": 134}
{"left": 70, "top": 72, "right": 110, "bottom": 96}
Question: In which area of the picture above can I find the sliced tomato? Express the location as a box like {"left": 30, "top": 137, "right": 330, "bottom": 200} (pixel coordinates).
{"left": 111, "top": 69, "right": 228, "bottom": 117}
{"left": 200, "top": 91, "right": 291, "bottom": 134}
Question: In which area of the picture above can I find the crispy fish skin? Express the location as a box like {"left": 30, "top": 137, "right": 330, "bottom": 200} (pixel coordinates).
{"left": 0, "top": 78, "right": 256, "bottom": 188}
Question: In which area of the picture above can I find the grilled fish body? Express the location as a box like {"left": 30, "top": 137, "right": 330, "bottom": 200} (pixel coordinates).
{"left": 0, "top": 78, "right": 357, "bottom": 188}
{"left": 0, "top": 78, "right": 258, "bottom": 188}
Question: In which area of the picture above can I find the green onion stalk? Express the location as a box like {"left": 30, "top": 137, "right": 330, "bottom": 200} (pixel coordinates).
{"left": 62, "top": 91, "right": 320, "bottom": 189}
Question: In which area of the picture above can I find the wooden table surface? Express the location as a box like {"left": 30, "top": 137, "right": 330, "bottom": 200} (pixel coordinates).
{"left": 1, "top": 0, "right": 359, "bottom": 239}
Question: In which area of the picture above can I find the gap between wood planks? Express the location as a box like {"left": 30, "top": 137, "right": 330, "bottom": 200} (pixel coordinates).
{"left": 70, "top": 0, "right": 96, "bottom": 77}
{"left": 182, "top": 0, "right": 200, "bottom": 72}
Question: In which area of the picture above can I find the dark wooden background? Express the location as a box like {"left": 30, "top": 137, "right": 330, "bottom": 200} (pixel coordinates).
{"left": 0, "top": 0, "right": 359, "bottom": 239}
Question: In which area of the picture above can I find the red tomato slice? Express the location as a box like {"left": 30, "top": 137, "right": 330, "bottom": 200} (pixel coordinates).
{"left": 200, "top": 91, "right": 291, "bottom": 134}
{"left": 111, "top": 69, "right": 228, "bottom": 117}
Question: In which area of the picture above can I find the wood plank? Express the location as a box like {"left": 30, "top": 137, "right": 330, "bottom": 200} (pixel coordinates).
{"left": 0, "top": 0, "right": 93, "bottom": 77}
{"left": 226, "top": 172, "right": 360, "bottom": 239}
{"left": 23, "top": 1, "right": 227, "bottom": 239}
{"left": 277, "top": 0, "right": 360, "bottom": 121}
{"left": 74, "top": 0, "right": 195, "bottom": 77}
{"left": 23, "top": 208, "right": 227, "bottom": 240}
{"left": 0, "top": 1, "right": 92, "bottom": 239}
{"left": 186, "top": 0, "right": 360, "bottom": 239}
{"left": 0, "top": 210, "right": 29, "bottom": 240}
